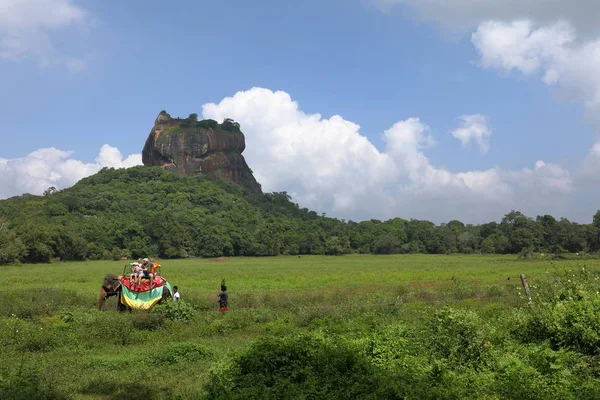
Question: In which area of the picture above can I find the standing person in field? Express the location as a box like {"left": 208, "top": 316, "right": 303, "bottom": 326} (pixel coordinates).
{"left": 217, "top": 280, "right": 228, "bottom": 313}
{"left": 172, "top": 286, "right": 180, "bottom": 302}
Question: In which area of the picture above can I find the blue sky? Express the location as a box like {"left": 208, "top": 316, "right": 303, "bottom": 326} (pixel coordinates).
{"left": 1, "top": 0, "right": 600, "bottom": 223}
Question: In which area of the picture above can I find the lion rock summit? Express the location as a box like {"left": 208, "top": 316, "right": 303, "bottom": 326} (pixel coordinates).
{"left": 142, "top": 111, "right": 262, "bottom": 194}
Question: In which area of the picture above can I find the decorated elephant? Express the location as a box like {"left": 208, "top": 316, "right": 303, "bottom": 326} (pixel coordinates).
{"left": 99, "top": 274, "right": 172, "bottom": 311}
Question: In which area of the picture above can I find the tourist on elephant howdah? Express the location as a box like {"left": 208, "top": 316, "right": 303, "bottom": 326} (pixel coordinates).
{"left": 139, "top": 258, "right": 155, "bottom": 289}
{"left": 150, "top": 258, "right": 161, "bottom": 277}
{"left": 129, "top": 262, "right": 141, "bottom": 284}
{"left": 218, "top": 283, "right": 228, "bottom": 313}
{"left": 132, "top": 261, "right": 144, "bottom": 289}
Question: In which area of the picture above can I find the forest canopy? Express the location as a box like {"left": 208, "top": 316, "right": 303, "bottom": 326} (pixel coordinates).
{"left": 1, "top": 166, "right": 599, "bottom": 264}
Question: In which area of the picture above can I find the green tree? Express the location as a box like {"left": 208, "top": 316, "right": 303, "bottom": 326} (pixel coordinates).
{"left": 501, "top": 210, "right": 542, "bottom": 253}
{"left": 481, "top": 232, "right": 509, "bottom": 254}
{"left": 43, "top": 186, "right": 58, "bottom": 196}
{"left": 511, "top": 228, "right": 537, "bottom": 253}
{"left": 372, "top": 234, "right": 401, "bottom": 254}
{"left": 324, "top": 236, "right": 350, "bottom": 255}
{"left": 5, "top": 165, "right": 600, "bottom": 261}
{"left": 445, "top": 219, "right": 465, "bottom": 234}
{"left": 0, "top": 222, "right": 26, "bottom": 264}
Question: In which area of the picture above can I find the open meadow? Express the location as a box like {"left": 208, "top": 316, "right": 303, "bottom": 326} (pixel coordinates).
{"left": 2, "top": 254, "right": 600, "bottom": 399}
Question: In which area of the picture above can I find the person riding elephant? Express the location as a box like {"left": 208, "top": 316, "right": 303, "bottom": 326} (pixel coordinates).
{"left": 139, "top": 258, "right": 155, "bottom": 289}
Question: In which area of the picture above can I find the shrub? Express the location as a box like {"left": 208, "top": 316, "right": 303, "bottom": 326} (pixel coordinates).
{"left": 427, "top": 307, "right": 493, "bottom": 368}
{"left": 448, "top": 277, "right": 477, "bottom": 300}
{"left": 153, "top": 342, "right": 212, "bottom": 367}
{"left": 359, "top": 324, "right": 410, "bottom": 370}
{"left": 492, "top": 353, "right": 571, "bottom": 400}
{"left": 0, "top": 363, "right": 64, "bottom": 400}
{"left": 131, "top": 311, "right": 166, "bottom": 331}
{"left": 521, "top": 266, "right": 600, "bottom": 355}
{"left": 154, "top": 300, "right": 195, "bottom": 322}
{"left": 524, "top": 297, "right": 600, "bottom": 355}
{"left": 196, "top": 119, "right": 218, "bottom": 130}
{"left": 73, "top": 312, "right": 144, "bottom": 347}
{"left": 203, "top": 333, "right": 388, "bottom": 399}
{"left": 79, "top": 372, "right": 162, "bottom": 400}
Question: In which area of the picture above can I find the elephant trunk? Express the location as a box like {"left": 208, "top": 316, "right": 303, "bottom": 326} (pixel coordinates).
{"left": 98, "top": 286, "right": 108, "bottom": 311}
{"left": 99, "top": 274, "right": 121, "bottom": 311}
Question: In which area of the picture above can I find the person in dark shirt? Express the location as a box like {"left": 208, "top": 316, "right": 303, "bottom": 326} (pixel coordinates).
{"left": 217, "top": 282, "right": 228, "bottom": 313}
{"left": 139, "top": 258, "right": 155, "bottom": 289}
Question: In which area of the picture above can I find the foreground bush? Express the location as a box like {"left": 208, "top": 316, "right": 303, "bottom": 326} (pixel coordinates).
{"left": 428, "top": 307, "right": 494, "bottom": 368}
{"left": 0, "top": 366, "right": 64, "bottom": 400}
{"left": 204, "top": 333, "right": 389, "bottom": 399}
{"left": 153, "top": 299, "right": 195, "bottom": 322}
{"left": 522, "top": 266, "right": 600, "bottom": 355}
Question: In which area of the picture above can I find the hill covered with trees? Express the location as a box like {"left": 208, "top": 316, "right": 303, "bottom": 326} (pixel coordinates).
{"left": 1, "top": 166, "right": 600, "bottom": 264}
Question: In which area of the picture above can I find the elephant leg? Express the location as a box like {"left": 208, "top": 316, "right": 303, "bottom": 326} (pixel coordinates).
{"left": 116, "top": 292, "right": 129, "bottom": 312}
{"left": 159, "top": 286, "right": 171, "bottom": 304}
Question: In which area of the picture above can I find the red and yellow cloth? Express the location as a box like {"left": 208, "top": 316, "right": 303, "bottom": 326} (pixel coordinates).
{"left": 119, "top": 276, "right": 171, "bottom": 310}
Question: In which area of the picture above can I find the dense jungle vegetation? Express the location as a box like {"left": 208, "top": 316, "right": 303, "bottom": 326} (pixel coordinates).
{"left": 1, "top": 165, "right": 600, "bottom": 264}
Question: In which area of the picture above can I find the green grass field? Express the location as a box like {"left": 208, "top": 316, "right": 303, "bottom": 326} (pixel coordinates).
{"left": 1, "top": 255, "right": 598, "bottom": 399}
{"left": 4, "top": 253, "right": 566, "bottom": 295}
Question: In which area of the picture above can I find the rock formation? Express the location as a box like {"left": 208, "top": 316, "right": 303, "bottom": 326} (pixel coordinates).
{"left": 142, "top": 111, "right": 262, "bottom": 194}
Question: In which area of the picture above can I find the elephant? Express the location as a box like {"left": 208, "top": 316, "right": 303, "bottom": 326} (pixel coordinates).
{"left": 98, "top": 274, "right": 126, "bottom": 311}
{"left": 98, "top": 274, "right": 171, "bottom": 311}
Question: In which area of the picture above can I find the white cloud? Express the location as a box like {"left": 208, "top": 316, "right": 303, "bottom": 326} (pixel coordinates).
{"left": 0, "top": 0, "right": 90, "bottom": 69}
{"left": 451, "top": 114, "right": 492, "bottom": 154}
{"left": 203, "top": 88, "right": 399, "bottom": 217}
{"left": 372, "top": 0, "right": 600, "bottom": 37}
{"left": 0, "top": 145, "right": 141, "bottom": 199}
{"left": 0, "top": 88, "right": 588, "bottom": 223}
{"left": 370, "top": 1, "right": 600, "bottom": 222}
{"left": 472, "top": 20, "right": 600, "bottom": 118}
{"left": 471, "top": 21, "right": 573, "bottom": 75}
{"left": 96, "top": 144, "right": 141, "bottom": 169}
{"left": 371, "top": 1, "right": 600, "bottom": 120}
{"left": 202, "top": 87, "right": 579, "bottom": 223}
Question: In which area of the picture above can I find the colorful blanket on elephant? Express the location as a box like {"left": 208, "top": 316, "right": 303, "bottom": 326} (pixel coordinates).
{"left": 120, "top": 276, "right": 166, "bottom": 292}
{"left": 120, "top": 282, "right": 172, "bottom": 310}
{"left": 118, "top": 276, "right": 171, "bottom": 310}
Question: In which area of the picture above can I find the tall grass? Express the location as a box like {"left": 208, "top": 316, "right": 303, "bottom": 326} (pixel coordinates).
{"left": 0, "top": 255, "right": 596, "bottom": 399}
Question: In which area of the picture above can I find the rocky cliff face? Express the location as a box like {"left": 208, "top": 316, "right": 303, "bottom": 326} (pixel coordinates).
{"left": 142, "top": 111, "right": 262, "bottom": 194}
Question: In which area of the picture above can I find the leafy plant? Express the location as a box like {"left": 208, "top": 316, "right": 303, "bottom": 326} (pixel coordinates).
{"left": 153, "top": 342, "right": 212, "bottom": 366}
{"left": 427, "top": 307, "right": 493, "bottom": 368}
{"left": 154, "top": 300, "right": 195, "bottom": 322}
{"left": 204, "top": 333, "right": 389, "bottom": 399}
